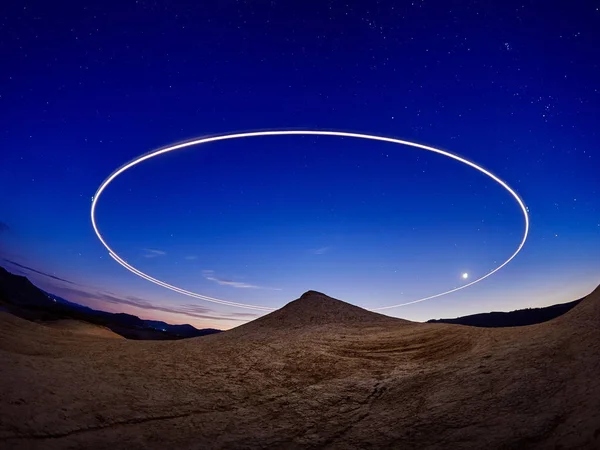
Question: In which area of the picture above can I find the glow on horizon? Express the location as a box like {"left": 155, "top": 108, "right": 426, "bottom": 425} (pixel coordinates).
{"left": 90, "top": 130, "right": 530, "bottom": 311}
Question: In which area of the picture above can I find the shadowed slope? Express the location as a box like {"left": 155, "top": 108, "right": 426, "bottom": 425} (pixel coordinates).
{"left": 0, "top": 266, "right": 54, "bottom": 308}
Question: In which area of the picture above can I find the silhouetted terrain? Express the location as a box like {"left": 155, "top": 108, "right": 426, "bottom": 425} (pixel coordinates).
{"left": 427, "top": 298, "right": 582, "bottom": 327}
{"left": 0, "top": 267, "right": 221, "bottom": 340}
{"left": 2, "top": 265, "right": 583, "bottom": 339}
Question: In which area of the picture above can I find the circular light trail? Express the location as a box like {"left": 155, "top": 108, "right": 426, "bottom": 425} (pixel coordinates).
{"left": 91, "top": 130, "right": 530, "bottom": 312}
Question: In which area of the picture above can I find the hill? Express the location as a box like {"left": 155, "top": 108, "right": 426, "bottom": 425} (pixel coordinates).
{"left": 231, "top": 290, "right": 409, "bottom": 334}
{"left": 0, "top": 266, "right": 221, "bottom": 340}
{"left": 427, "top": 298, "right": 582, "bottom": 327}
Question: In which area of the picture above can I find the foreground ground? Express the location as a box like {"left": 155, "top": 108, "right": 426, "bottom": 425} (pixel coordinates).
{"left": 1, "top": 287, "right": 599, "bottom": 449}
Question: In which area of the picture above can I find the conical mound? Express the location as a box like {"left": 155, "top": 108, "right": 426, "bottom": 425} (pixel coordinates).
{"left": 232, "top": 290, "right": 410, "bottom": 332}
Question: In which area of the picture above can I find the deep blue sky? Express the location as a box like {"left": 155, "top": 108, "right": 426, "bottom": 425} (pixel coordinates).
{"left": 1, "top": 0, "right": 598, "bottom": 329}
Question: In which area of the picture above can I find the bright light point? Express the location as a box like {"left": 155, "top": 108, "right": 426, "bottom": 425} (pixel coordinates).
{"left": 462, "top": 273, "right": 469, "bottom": 280}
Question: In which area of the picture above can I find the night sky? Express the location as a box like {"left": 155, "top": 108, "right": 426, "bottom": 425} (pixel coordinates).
{"left": 1, "top": 1, "right": 599, "bottom": 330}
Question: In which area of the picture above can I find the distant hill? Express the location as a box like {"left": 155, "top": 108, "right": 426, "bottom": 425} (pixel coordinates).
{"left": 427, "top": 299, "right": 582, "bottom": 327}
{"left": 143, "top": 319, "right": 221, "bottom": 336}
{"left": 2, "top": 264, "right": 584, "bottom": 339}
{"left": 0, "top": 266, "right": 222, "bottom": 340}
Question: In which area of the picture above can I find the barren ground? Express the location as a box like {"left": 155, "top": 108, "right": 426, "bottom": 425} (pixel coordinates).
{"left": 1, "top": 288, "right": 599, "bottom": 449}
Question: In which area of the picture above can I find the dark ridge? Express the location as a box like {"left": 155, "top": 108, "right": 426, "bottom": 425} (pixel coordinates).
{"left": 0, "top": 266, "right": 222, "bottom": 340}
{"left": 427, "top": 299, "right": 583, "bottom": 327}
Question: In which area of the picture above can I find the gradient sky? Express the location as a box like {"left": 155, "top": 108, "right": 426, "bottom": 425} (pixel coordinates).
{"left": 1, "top": 0, "right": 599, "bottom": 329}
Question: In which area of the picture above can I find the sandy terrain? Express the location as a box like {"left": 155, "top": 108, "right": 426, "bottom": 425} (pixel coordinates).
{"left": 1, "top": 288, "right": 599, "bottom": 449}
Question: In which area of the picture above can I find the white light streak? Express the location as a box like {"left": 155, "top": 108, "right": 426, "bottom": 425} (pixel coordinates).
{"left": 91, "top": 130, "right": 529, "bottom": 311}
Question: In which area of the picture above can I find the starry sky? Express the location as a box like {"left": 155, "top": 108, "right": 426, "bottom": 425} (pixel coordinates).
{"left": 1, "top": 0, "right": 599, "bottom": 330}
